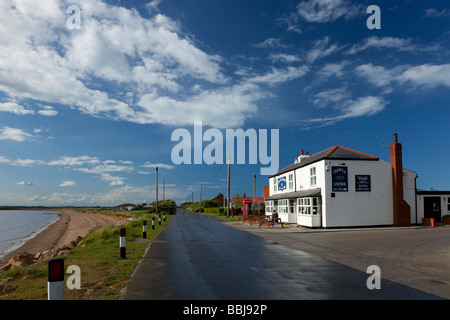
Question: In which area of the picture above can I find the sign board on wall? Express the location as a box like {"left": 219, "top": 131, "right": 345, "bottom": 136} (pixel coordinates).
{"left": 355, "top": 175, "right": 371, "bottom": 191}
{"left": 278, "top": 176, "right": 286, "bottom": 190}
{"left": 332, "top": 166, "right": 348, "bottom": 191}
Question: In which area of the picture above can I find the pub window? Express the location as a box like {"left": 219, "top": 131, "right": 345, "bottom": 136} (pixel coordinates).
{"left": 273, "top": 178, "right": 277, "bottom": 192}
{"left": 448, "top": 198, "right": 450, "bottom": 212}
{"left": 265, "top": 201, "right": 273, "bottom": 214}
{"left": 312, "top": 197, "right": 321, "bottom": 215}
{"left": 288, "top": 174, "right": 294, "bottom": 190}
{"left": 310, "top": 167, "right": 316, "bottom": 186}
{"left": 297, "top": 198, "right": 311, "bottom": 215}
{"left": 278, "top": 199, "right": 288, "bottom": 214}
{"left": 297, "top": 197, "right": 321, "bottom": 215}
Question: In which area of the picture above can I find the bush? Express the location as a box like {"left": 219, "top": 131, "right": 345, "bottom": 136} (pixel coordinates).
{"left": 147, "top": 199, "right": 177, "bottom": 215}
{"left": 204, "top": 207, "right": 221, "bottom": 214}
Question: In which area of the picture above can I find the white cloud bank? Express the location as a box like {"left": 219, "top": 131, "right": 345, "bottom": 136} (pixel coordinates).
{"left": 0, "top": 0, "right": 279, "bottom": 128}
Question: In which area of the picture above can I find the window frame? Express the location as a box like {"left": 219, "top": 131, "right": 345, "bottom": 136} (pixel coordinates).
{"left": 310, "top": 167, "right": 317, "bottom": 186}
{"left": 297, "top": 197, "right": 321, "bottom": 216}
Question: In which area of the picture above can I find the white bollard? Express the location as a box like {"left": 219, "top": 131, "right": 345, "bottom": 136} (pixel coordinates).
{"left": 143, "top": 220, "right": 147, "bottom": 239}
{"left": 120, "top": 228, "right": 126, "bottom": 259}
{"left": 48, "top": 258, "right": 64, "bottom": 300}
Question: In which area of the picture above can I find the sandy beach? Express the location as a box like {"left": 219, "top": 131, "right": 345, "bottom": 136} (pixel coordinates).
{"left": 0, "top": 209, "right": 126, "bottom": 266}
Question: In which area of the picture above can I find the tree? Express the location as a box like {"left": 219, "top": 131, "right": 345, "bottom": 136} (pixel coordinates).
{"left": 147, "top": 199, "right": 177, "bottom": 215}
{"left": 202, "top": 199, "right": 219, "bottom": 208}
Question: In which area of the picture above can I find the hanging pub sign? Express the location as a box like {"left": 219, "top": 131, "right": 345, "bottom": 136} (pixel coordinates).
{"left": 278, "top": 176, "right": 286, "bottom": 190}
{"left": 355, "top": 175, "right": 371, "bottom": 191}
{"left": 332, "top": 166, "right": 348, "bottom": 191}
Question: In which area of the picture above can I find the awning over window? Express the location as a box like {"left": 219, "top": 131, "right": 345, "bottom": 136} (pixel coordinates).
{"left": 265, "top": 188, "right": 321, "bottom": 201}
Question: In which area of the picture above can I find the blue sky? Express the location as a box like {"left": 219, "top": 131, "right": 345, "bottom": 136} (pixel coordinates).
{"left": 0, "top": 0, "right": 449, "bottom": 206}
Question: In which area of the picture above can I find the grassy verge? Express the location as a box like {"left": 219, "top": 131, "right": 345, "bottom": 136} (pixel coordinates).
{"left": 0, "top": 210, "right": 171, "bottom": 300}
{"left": 194, "top": 210, "right": 241, "bottom": 222}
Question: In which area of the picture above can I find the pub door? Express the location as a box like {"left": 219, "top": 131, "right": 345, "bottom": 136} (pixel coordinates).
{"left": 424, "top": 197, "right": 441, "bottom": 223}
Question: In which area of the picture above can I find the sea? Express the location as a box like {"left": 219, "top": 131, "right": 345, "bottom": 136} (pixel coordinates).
{"left": 0, "top": 210, "right": 59, "bottom": 260}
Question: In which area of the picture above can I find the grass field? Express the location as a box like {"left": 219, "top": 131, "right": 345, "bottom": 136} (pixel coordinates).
{"left": 0, "top": 210, "right": 171, "bottom": 300}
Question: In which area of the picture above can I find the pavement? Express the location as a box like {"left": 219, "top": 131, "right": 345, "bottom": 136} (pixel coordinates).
{"left": 220, "top": 218, "right": 450, "bottom": 299}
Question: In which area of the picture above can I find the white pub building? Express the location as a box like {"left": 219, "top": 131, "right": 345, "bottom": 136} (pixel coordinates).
{"left": 265, "top": 134, "right": 425, "bottom": 228}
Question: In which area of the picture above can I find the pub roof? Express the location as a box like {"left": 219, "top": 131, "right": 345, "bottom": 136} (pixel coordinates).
{"left": 269, "top": 145, "right": 379, "bottom": 178}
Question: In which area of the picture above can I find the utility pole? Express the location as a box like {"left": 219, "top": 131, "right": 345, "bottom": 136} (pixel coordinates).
{"left": 163, "top": 178, "right": 165, "bottom": 201}
{"left": 227, "top": 154, "right": 230, "bottom": 218}
{"left": 200, "top": 183, "right": 202, "bottom": 205}
{"left": 156, "top": 167, "right": 158, "bottom": 215}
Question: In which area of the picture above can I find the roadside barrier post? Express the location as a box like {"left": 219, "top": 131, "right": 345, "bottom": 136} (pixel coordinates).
{"left": 120, "top": 228, "right": 126, "bottom": 259}
{"left": 48, "top": 258, "right": 64, "bottom": 300}
{"left": 143, "top": 220, "right": 147, "bottom": 239}
{"left": 158, "top": 214, "right": 161, "bottom": 225}
{"left": 163, "top": 213, "right": 166, "bottom": 222}
{"left": 152, "top": 216, "right": 155, "bottom": 230}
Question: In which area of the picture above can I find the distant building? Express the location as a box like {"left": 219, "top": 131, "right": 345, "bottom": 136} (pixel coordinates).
{"left": 113, "top": 203, "right": 136, "bottom": 211}
{"left": 212, "top": 193, "right": 227, "bottom": 207}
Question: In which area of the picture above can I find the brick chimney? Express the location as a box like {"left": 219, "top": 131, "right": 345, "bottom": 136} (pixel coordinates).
{"left": 263, "top": 186, "right": 270, "bottom": 199}
{"left": 390, "top": 133, "right": 411, "bottom": 227}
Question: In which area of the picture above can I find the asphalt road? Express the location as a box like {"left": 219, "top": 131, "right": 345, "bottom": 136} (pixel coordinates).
{"left": 121, "top": 209, "right": 444, "bottom": 300}
{"left": 224, "top": 217, "right": 450, "bottom": 300}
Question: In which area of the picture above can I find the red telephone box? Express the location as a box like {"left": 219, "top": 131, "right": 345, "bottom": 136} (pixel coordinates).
{"left": 242, "top": 199, "right": 253, "bottom": 216}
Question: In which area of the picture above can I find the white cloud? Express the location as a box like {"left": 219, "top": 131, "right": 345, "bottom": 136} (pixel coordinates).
{"left": 345, "top": 37, "right": 427, "bottom": 55}
{"left": 136, "top": 82, "right": 264, "bottom": 128}
{"left": 0, "top": 0, "right": 267, "bottom": 128}
{"left": 14, "top": 159, "right": 36, "bottom": 166}
{"left": 306, "top": 37, "right": 342, "bottom": 63}
{"left": 341, "top": 96, "right": 387, "bottom": 118}
{"left": 425, "top": 8, "right": 450, "bottom": 17}
{"left": 142, "top": 162, "right": 175, "bottom": 170}
{"left": 47, "top": 155, "right": 101, "bottom": 166}
{"left": 0, "top": 156, "right": 11, "bottom": 164}
{"left": 295, "top": 0, "right": 362, "bottom": 23}
{"left": 355, "top": 63, "right": 450, "bottom": 91}
{"left": 303, "top": 94, "right": 388, "bottom": 127}
{"left": 100, "top": 173, "right": 125, "bottom": 186}
{"left": 0, "top": 126, "right": 32, "bottom": 142}
{"left": 316, "top": 60, "right": 351, "bottom": 78}
{"left": 396, "top": 64, "right": 450, "bottom": 89}
{"left": 17, "top": 181, "right": 36, "bottom": 186}
{"left": 269, "top": 53, "right": 301, "bottom": 63}
{"left": 146, "top": 0, "right": 162, "bottom": 13}
{"left": 247, "top": 66, "right": 310, "bottom": 86}
{"left": 59, "top": 180, "right": 76, "bottom": 187}
{"left": 38, "top": 105, "right": 58, "bottom": 116}
{"left": 252, "top": 38, "right": 290, "bottom": 49}
{"left": 75, "top": 164, "right": 134, "bottom": 174}
{"left": 312, "top": 87, "right": 351, "bottom": 108}
{"left": 0, "top": 102, "right": 34, "bottom": 115}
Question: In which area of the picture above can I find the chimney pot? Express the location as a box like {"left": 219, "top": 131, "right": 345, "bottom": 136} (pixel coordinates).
{"left": 393, "top": 133, "right": 398, "bottom": 143}
{"left": 301, "top": 150, "right": 304, "bottom": 155}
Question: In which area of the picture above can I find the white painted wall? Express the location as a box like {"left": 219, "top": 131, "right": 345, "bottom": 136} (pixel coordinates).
{"left": 322, "top": 159, "right": 394, "bottom": 228}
